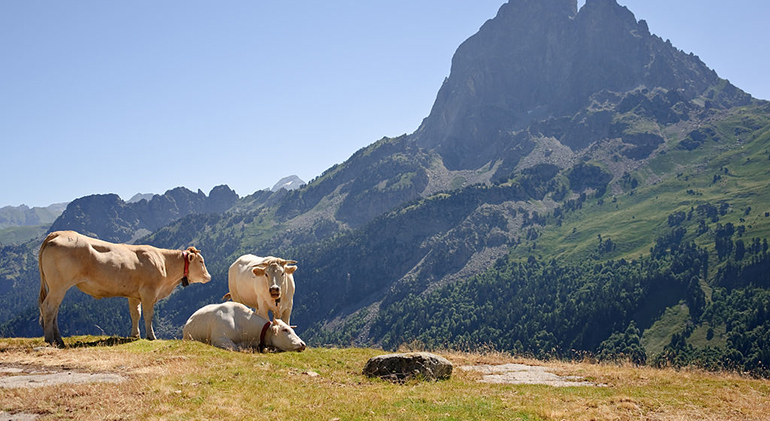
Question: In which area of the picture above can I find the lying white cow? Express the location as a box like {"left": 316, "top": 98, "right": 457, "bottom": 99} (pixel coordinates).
{"left": 182, "top": 302, "right": 306, "bottom": 352}
{"left": 38, "top": 230, "right": 212, "bottom": 347}
{"left": 224, "top": 254, "right": 297, "bottom": 324}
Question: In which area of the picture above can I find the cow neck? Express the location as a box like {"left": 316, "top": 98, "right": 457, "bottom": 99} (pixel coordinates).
{"left": 181, "top": 251, "right": 190, "bottom": 287}
{"left": 259, "top": 321, "right": 272, "bottom": 352}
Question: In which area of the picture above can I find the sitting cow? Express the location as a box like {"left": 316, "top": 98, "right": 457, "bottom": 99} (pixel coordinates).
{"left": 38, "top": 230, "right": 212, "bottom": 347}
{"left": 182, "top": 302, "right": 306, "bottom": 352}
{"left": 224, "top": 254, "right": 297, "bottom": 324}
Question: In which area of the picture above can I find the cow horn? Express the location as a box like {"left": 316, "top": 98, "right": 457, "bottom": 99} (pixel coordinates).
{"left": 282, "top": 259, "right": 298, "bottom": 265}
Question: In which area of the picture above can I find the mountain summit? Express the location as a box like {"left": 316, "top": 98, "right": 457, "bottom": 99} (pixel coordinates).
{"left": 415, "top": 0, "right": 751, "bottom": 170}
{"left": 271, "top": 175, "right": 305, "bottom": 192}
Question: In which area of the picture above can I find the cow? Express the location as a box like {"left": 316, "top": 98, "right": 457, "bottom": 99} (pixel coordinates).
{"left": 38, "top": 230, "right": 212, "bottom": 347}
{"left": 224, "top": 254, "right": 297, "bottom": 324}
{"left": 182, "top": 301, "right": 306, "bottom": 352}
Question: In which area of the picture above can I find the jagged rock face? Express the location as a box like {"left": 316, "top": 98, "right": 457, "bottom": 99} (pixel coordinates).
{"left": 415, "top": 0, "right": 748, "bottom": 171}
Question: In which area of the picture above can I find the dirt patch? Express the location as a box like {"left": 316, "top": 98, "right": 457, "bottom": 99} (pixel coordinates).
{"left": 0, "top": 364, "right": 125, "bottom": 389}
{"left": 459, "top": 363, "right": 603, "bottom": 387}
{"left": 0, "top": 362, "right": 127, "bottom": 421}
{"left": 0, "top": 411, "right": 40, "bottom": 421}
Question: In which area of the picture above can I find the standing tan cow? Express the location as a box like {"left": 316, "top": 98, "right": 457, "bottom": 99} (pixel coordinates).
{"left": 38, "top": 230, "right": 212, "bottom": 347}
{"left": 224, "top": 254, "right": 297, "bottom": 324}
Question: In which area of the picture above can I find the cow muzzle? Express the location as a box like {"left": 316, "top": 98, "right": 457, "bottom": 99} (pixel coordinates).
{"left": 269, "top": 286, "right": 281, "bottom": 299}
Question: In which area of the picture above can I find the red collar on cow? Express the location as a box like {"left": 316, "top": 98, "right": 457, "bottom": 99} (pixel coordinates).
{"left": 181, "top": 251, "right": 190, "bottom": 287}
{"left": 259, "top": 321, "right": 272, "bottom": 352}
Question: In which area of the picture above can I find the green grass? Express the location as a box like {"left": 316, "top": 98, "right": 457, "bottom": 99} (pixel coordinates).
{"left": 1, "top": 337, "right": 769, "bottom": 420}
{"left": 512, "top": 105, "right": 770, "bottom": 266}
{"left": 640, "top": 302, "right": 689, "bottom": 356}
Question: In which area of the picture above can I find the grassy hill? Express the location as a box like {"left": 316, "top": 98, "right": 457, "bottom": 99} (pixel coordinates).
{"left": 1, "top": 337, "right": 768, "bottom": 420}
{"left": 513, "top": 104, "right": 770, "bottom": 265}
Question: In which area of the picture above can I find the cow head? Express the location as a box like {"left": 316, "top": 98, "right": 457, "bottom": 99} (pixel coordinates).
{"left": 268, "top": 319, "right": 306, "bottom": 352}
{"left": 185, "top": 247, "right": 212, "bottom": 284}
{"left": 252, "top": 258, "right": 297, "bottom": 301}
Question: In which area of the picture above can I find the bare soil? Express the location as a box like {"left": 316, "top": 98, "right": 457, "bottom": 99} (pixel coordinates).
{"left": 459, "top": 363, "right": 603, "bottom": 387}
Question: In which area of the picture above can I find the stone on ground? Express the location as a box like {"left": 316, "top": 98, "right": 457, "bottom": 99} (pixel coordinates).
{"left": 363, "top": 352, "right": 453, "bottom": 382}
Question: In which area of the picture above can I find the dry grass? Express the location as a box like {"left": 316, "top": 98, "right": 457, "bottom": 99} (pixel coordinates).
{"left": 1, "top": 336, "right": 768, "bottom": 420}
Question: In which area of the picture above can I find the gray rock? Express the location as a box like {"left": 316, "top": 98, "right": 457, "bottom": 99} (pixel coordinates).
{"left": 362, "top": 352, "right": 453, "bottom": 382}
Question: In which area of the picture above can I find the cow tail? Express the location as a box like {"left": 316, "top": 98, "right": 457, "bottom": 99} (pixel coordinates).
{"left": 38, "top": 232, "right": 58, "bottom": 326}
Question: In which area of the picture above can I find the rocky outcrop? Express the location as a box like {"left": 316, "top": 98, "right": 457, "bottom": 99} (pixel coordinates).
{"left": 363, "top": 352, "right": 453, "bottom": 382}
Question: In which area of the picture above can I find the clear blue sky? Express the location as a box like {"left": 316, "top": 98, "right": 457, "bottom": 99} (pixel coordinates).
{"left": 2, "top": 1, "right": 767, "bottom": 208}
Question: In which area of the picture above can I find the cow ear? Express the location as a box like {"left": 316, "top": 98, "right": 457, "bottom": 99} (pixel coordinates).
{"left": 188, "top": 253, "right": 195, "bottom": 262}
{"left": 285, "top": 265, "right": 298, "bottom": 274}
{"left": 252, "top": 266, "right": 266, "bottom": 277}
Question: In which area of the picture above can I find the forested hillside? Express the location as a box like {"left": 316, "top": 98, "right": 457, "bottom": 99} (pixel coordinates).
{"left": 303, "top": 103, "right": 770, "bottom": 377}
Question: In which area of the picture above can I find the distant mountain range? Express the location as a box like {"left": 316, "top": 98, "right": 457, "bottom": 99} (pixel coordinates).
{"left": 0, "top": 203, "right": 68, "bottom": 230}
{"left": 2, "top": 0, "right": 768, "bottom": 376}
{"left": 0, "top": 175, "right": 305, "bottom": 245}
{"left": 0, "top": 203, "right": 68, "bottom": 246}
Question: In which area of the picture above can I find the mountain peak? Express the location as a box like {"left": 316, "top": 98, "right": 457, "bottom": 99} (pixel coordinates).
{"left": 272, "top": 175, "right": 305, "bottom": 192}
{"left": 127, "top": 193, "right": 156, "bottom": 204}
{"left": 415, "top": 0, "right": 749, "bottom": 171}
{"left": 496, "top": 0, "right": 577, "bottom": 18}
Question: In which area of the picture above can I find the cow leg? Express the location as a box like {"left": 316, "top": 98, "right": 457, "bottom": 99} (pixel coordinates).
{"left": 128, "top": 298, "right": 142, "bottom": 338}
{"left": 141, "top": 300, "right": 156, "bottom": 340}
{"left": 211, "top": 337, "right": 238, "bottom": 351}
{"left": 278, "top": 303, "right": 292, "bottom": 325}
{"left": 41, "top": 291, "right": 66, "bottom": 348}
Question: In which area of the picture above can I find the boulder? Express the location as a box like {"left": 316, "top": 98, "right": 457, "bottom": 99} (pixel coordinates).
{"left": 362, "top": 352, "right": 453, "bottom": 382}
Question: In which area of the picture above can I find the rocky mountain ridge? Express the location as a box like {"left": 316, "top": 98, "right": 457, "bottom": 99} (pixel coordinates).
{"left": 48, "top": 185, "right": 239, "bottom": 243}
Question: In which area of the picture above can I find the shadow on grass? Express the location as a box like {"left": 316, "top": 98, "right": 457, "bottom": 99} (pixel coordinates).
{"left": 69, "top": 336, "right": 138, "bottom": 348}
